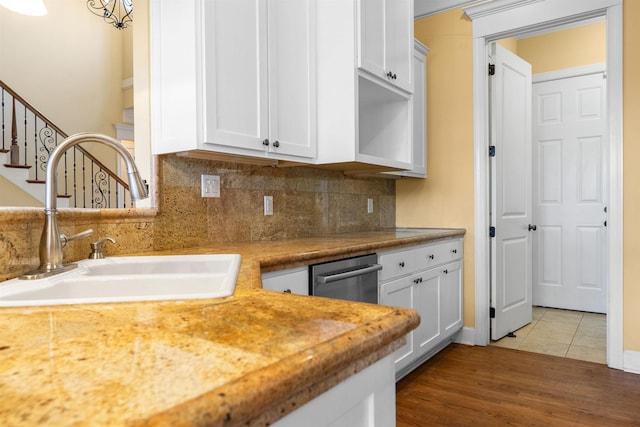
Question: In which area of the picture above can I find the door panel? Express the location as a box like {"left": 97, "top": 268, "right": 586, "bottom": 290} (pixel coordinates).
{"left": 532, "top": 72, "right": 607, "bottom": 313}
{"left": 205, "top": 0, "right": 268, "bottom": 151}
{"left": 490, "top": 43, "right": 533, "bottom": 341}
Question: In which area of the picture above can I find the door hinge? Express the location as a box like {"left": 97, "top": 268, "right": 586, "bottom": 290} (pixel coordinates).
{"left": 489, "top": 145, "right": 496, "bottom": 157}
{"left": 488, "top": 63, "right": 495, "bottom": 76}
{"left": 490, "top": 307, "right": 496, "bottom": 318}
{"left": 489, "top": 226, "right": 496, "bottom": 238}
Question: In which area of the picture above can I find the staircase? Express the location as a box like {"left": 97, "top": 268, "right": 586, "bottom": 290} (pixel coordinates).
{"left": 1, "top": 80, "right": 133, "bottom": 208}
{"left": 0, "top": 150, "right": 69, "bottom": 207}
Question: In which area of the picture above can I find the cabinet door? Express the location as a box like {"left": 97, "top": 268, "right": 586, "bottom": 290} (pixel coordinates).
{"left": 205, "top": 0, "right": 269, "bottom": 153}
{"left": 384, "top": 0, "right": 413, "bottom": 92}
{"left": 262, "top": 266, "right": 309, "bottom": 295}
{"left": 414, "top": 268, "right": 441, "bottom": 354}
{"left": 357, "top": 0, "right": 385, "bottom": 78}
{"left": 267, "top": 0, "right": 316, "bottom": 158}
{"left": 379, "top": 276, "right": 414, "bottom": 372}
{"left": 441, "top": 260, "right": 463, "bottom": 337}
{"left": 357, "top": 0, "right": 413, "bottom": 92}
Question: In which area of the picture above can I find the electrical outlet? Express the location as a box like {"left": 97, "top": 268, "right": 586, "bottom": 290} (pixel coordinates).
{"left": 264, "top": 195, "right": 273, "bottom": 215}
{"left": 367, "top": 198, "right": 374, "bottom": 214}
{"left": 201, "top": 175, "right": 220, "bottom": 198}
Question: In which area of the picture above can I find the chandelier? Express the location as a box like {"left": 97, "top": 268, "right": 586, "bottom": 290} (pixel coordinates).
{"left": 87, "top": 0, "right": 132, "bottom": 30}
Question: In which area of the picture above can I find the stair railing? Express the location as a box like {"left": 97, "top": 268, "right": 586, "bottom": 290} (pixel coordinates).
{"left": 1, "top": 80, "right": 133, "bottom": 208}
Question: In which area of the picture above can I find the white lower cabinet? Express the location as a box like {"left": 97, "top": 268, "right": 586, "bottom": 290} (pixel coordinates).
{"left": 261, "top": 266, "right": 309, "bottom": 296}
{"left": 379, "top": 238, "right": 463, "bottom": 379}
{"left": 272, "top": 354, "right": 395, "bottom": 427}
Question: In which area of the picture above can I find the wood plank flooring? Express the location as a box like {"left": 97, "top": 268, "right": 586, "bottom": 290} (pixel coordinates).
{"left": 396, "top": 344, "right": 640, "bottom": 426}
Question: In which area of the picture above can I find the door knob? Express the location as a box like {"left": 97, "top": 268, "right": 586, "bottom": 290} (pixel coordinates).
{"left": 528, "top": 224, "right": 537, "bottom": 231}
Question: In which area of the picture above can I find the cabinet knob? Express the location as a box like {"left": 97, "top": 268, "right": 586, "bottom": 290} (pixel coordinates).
{"left": 451, "top": 249, "right": 457, "bottom": 254}
{"left": 386, "top": 71, "right": 393, "bottom": 79}
{"left": 262, "top": 139, "right": 270, "bottom": 146}
{"left": 399, "top": 261, "right": 405, "bottom": 268}
{"left": 272, "top": 140, "right": 280, "bottom": 148}
{"left": 443, "top": 269, "right": 449, "bottom": 275}
{"left": 428, "top": 254, "right": 434, "bottom": 260}
{"left": 283, "top": 289, "right": 292, "bottom": 294}
{"left": 528, "top": 224, "right": 537, "bottom": 231}
{"left": 392, "top": 73, "right": 397, "bottom": 80}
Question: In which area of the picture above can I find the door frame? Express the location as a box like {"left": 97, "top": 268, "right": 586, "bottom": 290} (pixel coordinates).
{"left": 464, "top": 0, "right": 623, "bottom": 369}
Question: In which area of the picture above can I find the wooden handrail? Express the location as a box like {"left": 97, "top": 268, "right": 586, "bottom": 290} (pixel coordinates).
{"left": 0, "top": 79, "right": 129, "bottom": 191}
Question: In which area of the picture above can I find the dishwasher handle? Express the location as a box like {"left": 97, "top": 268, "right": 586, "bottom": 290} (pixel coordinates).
{"left": 316, "top": 264, "right": 383, "bottom": 284}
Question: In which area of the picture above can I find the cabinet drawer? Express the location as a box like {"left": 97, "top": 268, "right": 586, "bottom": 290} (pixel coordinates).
{"left": 379, "top": 249, "right": 415, "bottom": 282}
{"left": 415, "top": 239, "right": 463, "bottom": 271}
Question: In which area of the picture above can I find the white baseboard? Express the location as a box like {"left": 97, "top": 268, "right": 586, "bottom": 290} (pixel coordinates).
{"left": 624, "top": 350, "right": 640, "bottom": 374}
{"left": 454, "top": 327, "right": 476, "bottom": 346}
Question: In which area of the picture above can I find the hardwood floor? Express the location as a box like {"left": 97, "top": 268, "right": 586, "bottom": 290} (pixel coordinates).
{"left": 396, "top": 344, "right": 640, "bottom": 426}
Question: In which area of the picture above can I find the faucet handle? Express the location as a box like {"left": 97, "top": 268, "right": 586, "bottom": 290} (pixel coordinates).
{"left": 88, "top": 237, "right": 116, "bottom": 259}
{"left": 60, "top": 229, "right": 94, "bottom": 247}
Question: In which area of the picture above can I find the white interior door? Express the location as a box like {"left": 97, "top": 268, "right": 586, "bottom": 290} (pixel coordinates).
{"left": 490, "top": 43, "right": 533, "bottom": 341}
{"left": 532, "top": 72, "right": 608, "bottom": 313}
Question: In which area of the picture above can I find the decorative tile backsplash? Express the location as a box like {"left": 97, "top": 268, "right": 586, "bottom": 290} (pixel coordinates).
{"left": 0, "top": 154, "right": 395, "bottom": 281}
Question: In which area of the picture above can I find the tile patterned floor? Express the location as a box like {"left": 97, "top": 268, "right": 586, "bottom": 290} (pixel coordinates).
{"left": 491, "top": 307, "right": 606, "bottom": 364}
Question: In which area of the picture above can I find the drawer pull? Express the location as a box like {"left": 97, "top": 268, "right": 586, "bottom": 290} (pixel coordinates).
{"left": 451, "top": 249, "right": 458, "bottom": 254}
{"left": 399, "top": 261, "right": 405, "bottom": 268}
{"left": 428, "top": 254, "right": 435, "bottom": 260}
{"left": 413, "top": 277, "right": 423, "bottom": 284}
{"left": 283, "top": 289, "right": 292, "bottom": 294}
{"left": 443, "top": 269, "right": 449, "bottom": 274}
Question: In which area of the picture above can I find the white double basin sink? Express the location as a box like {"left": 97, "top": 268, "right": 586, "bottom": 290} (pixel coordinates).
{"left": 0, "top": 254, "right": 242, "bottom": 307}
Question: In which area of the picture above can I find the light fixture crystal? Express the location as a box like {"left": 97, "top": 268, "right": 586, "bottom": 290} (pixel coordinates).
{"left": 87, "top": 0, "right": 132, "bottom": 30}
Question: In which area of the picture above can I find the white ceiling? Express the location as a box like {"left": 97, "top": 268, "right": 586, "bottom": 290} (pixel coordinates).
{"left": 414, "top": 0, "right": 479, "bottom": 19}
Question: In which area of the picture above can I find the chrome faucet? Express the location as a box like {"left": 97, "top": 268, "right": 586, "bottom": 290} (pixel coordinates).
{"left": 20, "top": 133, "right": 149, "bottom": 280}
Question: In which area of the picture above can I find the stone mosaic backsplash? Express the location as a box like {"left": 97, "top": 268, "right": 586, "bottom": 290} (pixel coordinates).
{"left": 0, "top": 154, "right": 395, "bottom": 281}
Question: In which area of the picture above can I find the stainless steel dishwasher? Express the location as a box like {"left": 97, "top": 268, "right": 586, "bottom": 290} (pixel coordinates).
{"left": 310, "top": 254, "right": 382, "bottom": 304}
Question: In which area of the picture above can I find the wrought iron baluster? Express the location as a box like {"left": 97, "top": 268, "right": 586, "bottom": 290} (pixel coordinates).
{"left": 82, "top": 151, "right": 87, "bottom": 208}
{"left": 73, "top": 148, "right": 78, "bottom": 208}
{"left": 23, "top": 103, "right": 28, "bottom": 167}
{"left": 1, "top": 89, "right": 5, "bottom": 151}
{"left": 62, "top": 137, "right": 69, "bottom": 203}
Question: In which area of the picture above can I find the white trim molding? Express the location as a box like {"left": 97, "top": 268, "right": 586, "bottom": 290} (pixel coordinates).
{"left": 464, "top": 0, "right": 624, "bottom": 371}
{"left": 532, "top": 63, "right": 606, "bottom": 84}
{"left": 624, "top": 351, "right": 640, "bottom": 375}
{"left": 454, "top": 327, "right": 477, "bottom": 346}
{"left": 414, "top": 0, "right": 477, "bottom": 19}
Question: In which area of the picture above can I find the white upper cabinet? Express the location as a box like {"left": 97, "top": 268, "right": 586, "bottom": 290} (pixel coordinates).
{"left": 151, "top": 0, "right": 316, "bottom": 161}
{"left": 388, "top": 40, "right": 428, "bottom": 178}
{"left": 358, "top": 0, "right": 414, "bottom": 93}
{"left": 151, "top": 0, "right": 414, "bottom": 171}
{"left": 314, "top": 0, "right": 414, "bottom": 171}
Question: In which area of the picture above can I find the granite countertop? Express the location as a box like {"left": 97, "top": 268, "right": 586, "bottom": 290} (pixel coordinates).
{"left": 0, "top": 228, "right": 464, "bottom": 426}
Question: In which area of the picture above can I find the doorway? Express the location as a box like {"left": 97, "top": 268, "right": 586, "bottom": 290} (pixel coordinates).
{"left": 465, "top": 0, "right": 623, "bottom": 370}
{"left": 490, "top": 22, "right": 609, "bottom": 343}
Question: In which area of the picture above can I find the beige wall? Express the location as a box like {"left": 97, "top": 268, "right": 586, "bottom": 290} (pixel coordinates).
{"left": 0, "top": 0, "right": 124, "bottom": 137}
{"left": 517, "top": 21, "right": 606, "bottom": 74}
{"left": 399, "top": 3, "right": 640, "bottom": 352}
{"left": 623, "top": 0, "right": 640, "bottom": 351}
{"left": 397, "top": 8, "right": 476, "bottom": 326}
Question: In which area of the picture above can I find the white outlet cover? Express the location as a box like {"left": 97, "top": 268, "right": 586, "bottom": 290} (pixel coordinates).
{"left": 264, "top": 195, "right": 273, "bottom": 215}
{"left": 201, "top": 175, "right": 220, "bottom": 198}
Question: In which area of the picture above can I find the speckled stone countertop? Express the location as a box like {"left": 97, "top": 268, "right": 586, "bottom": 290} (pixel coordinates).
{"left": 0, "top": 228, "right": 464, "bottom": 426}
